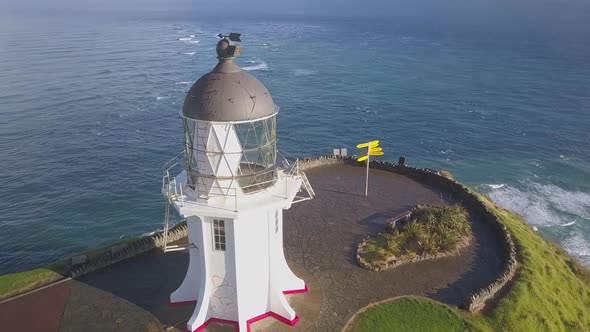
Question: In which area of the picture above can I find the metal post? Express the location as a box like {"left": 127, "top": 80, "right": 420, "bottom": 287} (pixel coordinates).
{"left": 163, "top": 184, "right": 171, "bottom": 252}
{"left": 180, "top": 184, "right": 184, "bottom": 207}
{"left": 365, "top": 146, "right": 370, "bottom": 197}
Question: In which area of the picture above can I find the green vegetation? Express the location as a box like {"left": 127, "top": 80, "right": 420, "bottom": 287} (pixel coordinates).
{"left": 0, "top": 262, "right": 67, "bottom": 299}
{"left": 351, "top": 297, "right": 491, "bottom": 332}
{"left": 351, "top": 194, "right": 590, "bottom": 332}
{"left": 359, "top": 205, "right": 471, "bottom": 266}
{"left": 0, "top": 235, "right": 144, "bottom": 300}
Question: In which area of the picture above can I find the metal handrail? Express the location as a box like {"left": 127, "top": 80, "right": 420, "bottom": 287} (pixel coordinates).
{"left": 160, "top": 150, "right": 314, "bottom": 253}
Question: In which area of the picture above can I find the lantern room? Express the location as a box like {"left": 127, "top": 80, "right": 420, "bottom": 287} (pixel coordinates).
{"left": 181, "top": 35, "right": 278, "bottom": 197}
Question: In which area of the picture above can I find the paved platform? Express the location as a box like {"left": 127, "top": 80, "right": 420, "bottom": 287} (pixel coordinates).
{"left": 0, "top": 163, "right": 505, "bottom": 332}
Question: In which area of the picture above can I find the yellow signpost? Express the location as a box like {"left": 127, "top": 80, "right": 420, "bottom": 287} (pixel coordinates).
{"left": 356, "top": 140, "right": 385, "bottom": 196}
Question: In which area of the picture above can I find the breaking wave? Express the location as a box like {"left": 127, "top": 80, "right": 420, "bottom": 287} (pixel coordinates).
{"left": 293, "top": 68, "right": 317, "bottom": 76}
{"left": 488, "top": 182, "right": 590, "bottom": 226}
{"left": 242, "top": 61, "right": 268, "bottom": 71}
{"left": 487, "top": 181, "right": 590, "bottom": 266}
{"left": 486, "top": 183, "right": 506, "bottom": 189}
{"left": 562, "top": 233, "right": 590, "bottom": 266}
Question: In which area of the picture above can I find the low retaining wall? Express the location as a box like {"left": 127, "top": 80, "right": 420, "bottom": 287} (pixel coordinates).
{"left": 66, "top": 156, "right": 515, "bottom": 312}
{"left": 70, "top": 221, "right": 188, "bottom": 278}
{"left": 297, "top": 156, "right": 517, "bottom": 312}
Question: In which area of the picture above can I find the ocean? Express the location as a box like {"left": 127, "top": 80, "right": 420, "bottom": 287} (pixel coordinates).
{"left": 0, "top": 12, "right": 589, "bottom": 274}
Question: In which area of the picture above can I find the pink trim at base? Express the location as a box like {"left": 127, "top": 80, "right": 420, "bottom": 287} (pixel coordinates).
{"left": 189, "top": 318, "right": 238, "bottom": 332}
{"left": 283, "top": 284, "right": 308, "bottom": 295}
{"left": 168, "top": 299, "right": 198, "bottom": 307}
{"left": 185, "top": 311, "right": 300, "bottom": 332}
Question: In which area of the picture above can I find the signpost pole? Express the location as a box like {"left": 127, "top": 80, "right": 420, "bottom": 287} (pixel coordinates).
{"left": 365, "top": 145, "right": 370, "bottom": 197}
{"left": 356, "top": 140, "right": 383, "bottom": 198}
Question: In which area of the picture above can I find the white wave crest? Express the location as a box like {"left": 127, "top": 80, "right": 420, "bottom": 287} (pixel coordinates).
{"left": 178, "top": 37, "right": 191, "bottom": 41}
{"left": 488, "top": 182, "right": 590, "bottom": 226}
{"left": 176, "top": 81, "right": 191, "bottom": 85}
{"left": 293, "top": 68, "right": 317, "bottom": 76}
{"left": 141, "top": 228, "right": 163, "bottom": 237}
{"left": 562, "top": 233, "right": 590, "bottom": 266}
{"left": 534, "top": 183, "right": 590, "bottom": 219}
{"left": 486, "top": 184, "right": 505, "bottom": 189}
{"left": 242, "top": 61, "right": 268, "bottom": 71}
{"left": 183, "top": 52, "right": 196, "bottom": 55}
{"left": 156, "top": 96, "right": 168, "bottom": 101}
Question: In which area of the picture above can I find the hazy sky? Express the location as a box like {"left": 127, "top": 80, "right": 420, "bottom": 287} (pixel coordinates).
{"left": 1, "top": 0, "right": 589, "bottom": 21}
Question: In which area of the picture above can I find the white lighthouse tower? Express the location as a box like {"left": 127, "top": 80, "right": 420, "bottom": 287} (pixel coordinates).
{"left": 161, "top": 33, "right": 315, "bottom": 332}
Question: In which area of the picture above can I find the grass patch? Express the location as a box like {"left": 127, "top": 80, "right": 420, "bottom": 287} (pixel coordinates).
{"left": 351, "top": 193, "right": 590, "bottom": 331}
{"left": 0, "top": 262, "right": 67, "bottom": 300}
{"left": 0, "top": 236, "right": 144, "bottom": 300}
{"left": 359, "top": 205, "right": 471, "bottom": 266}
{"left": 352, "top": 297, "right": 491, "bottom": 332}
{"left": 480, "top": 195, "right": 590, "bottom": 331}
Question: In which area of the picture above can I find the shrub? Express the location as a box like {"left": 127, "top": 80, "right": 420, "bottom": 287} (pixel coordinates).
{"left": 438, "top": 229, "right": 459, "bottom": 252}
{"left": 359, "top": 205, "right": 471, "bottom": 267}
{"left": 405, "top": 222, "right": 424, "bottom": 240}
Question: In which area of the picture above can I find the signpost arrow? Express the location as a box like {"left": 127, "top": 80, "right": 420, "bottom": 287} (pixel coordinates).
{"left": 356, "top": 140, "right": 385, "bottom": 197}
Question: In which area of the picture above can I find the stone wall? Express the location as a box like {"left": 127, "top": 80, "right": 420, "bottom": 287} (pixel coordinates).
{"left": 68, "top": 156, "right": 516, "bottom": 312}
{"left": 297, "top": 156, "right": 518, "bottom": 312}
{"left": 70, "top": 221, "right": 188, "bottom": 278}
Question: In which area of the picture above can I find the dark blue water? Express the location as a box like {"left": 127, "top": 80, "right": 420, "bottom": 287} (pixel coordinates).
{"left": 1, "top": 13, "right": 589, "bottom": 274}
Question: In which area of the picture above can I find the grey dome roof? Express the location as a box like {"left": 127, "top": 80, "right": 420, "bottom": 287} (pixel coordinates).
{"left": 182, "top": 59, "right": 276, "bottom": 122}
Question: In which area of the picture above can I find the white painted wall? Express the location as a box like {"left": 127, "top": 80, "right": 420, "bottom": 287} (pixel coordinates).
{"left": 174, "top": 199, "right": 304, "bottom": 331}
{"left": 234, "top": 209, "right": 272, "bottom": 321}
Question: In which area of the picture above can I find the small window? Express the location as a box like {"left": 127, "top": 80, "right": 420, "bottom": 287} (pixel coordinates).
{"left": 213, "top": 219, "right": 226, "bottom": 251}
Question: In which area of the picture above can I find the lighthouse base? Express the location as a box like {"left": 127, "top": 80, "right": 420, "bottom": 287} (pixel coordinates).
{"left": 185, "top": 310, "right": 301, "bottom": 332}
{"left": 171, "top": 202, "right": 307, "bottom": 332}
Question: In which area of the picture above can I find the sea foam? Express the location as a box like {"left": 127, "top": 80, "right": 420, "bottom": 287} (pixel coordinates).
{"left": 489, "top": 182, "right": 590, "bottom": 265}
{"left": 243, "top": 61, "right": 268, "bottom": 71}
{"left": 293, "top": 68, "right": 317, "bottom": 76}
{"left": 488, "top": 182, "right": 590, "bottom": 226}
{"left": 562, "top": 232, "right": 590, "bottom": 266}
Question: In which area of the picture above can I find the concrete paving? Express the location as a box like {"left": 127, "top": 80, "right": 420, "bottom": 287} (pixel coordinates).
{"left": 0, "top": 163, "right": 505, "bottom": 332}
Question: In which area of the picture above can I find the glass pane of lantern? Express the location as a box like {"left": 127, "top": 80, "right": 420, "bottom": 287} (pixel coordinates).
{"left": 184, "top": 119, "right": 197, "bottom": 175}
{"left": 234, "top": 116, "right": 277, "bottom": 193}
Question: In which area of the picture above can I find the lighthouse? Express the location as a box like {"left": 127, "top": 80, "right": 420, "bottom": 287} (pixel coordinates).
{"left": 161, "top": 33, "right": 315, "bottom": 332}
